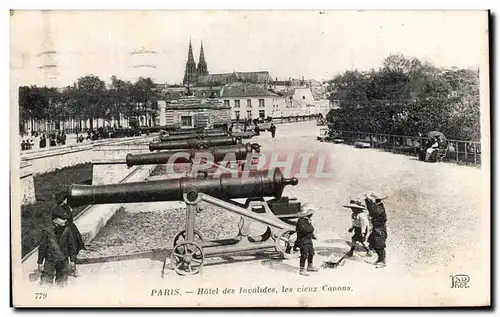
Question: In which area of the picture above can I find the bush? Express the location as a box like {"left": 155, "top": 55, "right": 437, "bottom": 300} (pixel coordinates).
{"left": 21, "top": 163, "right": 93, "bottom": 258}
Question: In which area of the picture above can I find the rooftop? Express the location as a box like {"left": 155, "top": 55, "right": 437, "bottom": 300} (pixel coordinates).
{"left": 220, "top": 84, "right": 278, "bottom": 98}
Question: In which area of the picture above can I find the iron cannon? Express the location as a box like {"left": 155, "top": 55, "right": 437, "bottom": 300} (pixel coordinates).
{"left": 126, "top": 143, "right": 261, "bottom": 167}
{"left": 159, "top": 131, "right": 228, "bottom": 142}
{"left": 67, "top": 168, "right": 297, "bottom": 207}
{"left": 149, "top": 137, "right": 241, "bottom": 151}
{"left": 230, "top": 131, "right": 256, "bottom": 139}
{"left": 68, "top": 168, "right": 311, "bottom": 276}
{"left": 168, "top": 128, "right": 224, "bottom": 136}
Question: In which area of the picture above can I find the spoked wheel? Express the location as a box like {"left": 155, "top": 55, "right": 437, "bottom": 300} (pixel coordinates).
{"left": 171, "top": 242, "right": 204, "bottom": 276}
{"left": 274, "top": 230, "right": 296, "bottom": 259}
{"left": 173, "top": 230, "right": 204, "bottom": 247}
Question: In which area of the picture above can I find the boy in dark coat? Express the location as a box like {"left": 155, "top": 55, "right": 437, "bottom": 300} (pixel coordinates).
{"left": 55, "top": 193, "right": 85, "bottom": 276}
{"left": 37, "top": 206, "right": 77, "bottom": 287}
{"left": 364, "top": 191, "right": 388, "bottom": 268}
{"left": 295, "top": 215, "right": 319, "bottom": 276}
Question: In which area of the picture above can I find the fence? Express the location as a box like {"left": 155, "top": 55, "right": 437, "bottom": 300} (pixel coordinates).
{"left": 334, "top": 130, "right": 482, "bottom": 166}
{"left": 272, "top": 114, "right": 320, "bottom": 124}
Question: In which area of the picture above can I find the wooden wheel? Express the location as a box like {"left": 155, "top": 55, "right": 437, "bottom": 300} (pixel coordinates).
{"left": 171, "top": 242, "right": 204, "bottom": 276}
{"left": 274, "top": 230, "right": 296, "bottom": 258}
{"left": 173, "top": 230, "right": 204, "bottom": 247}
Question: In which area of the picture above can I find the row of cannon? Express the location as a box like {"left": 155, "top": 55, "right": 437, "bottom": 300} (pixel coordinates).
{"left": 68, "top": 126, "right": 308, "bottom": 276}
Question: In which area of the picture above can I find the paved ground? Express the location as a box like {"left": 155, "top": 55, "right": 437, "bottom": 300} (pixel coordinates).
{"left": 19, "top": 121, "right": 489, "bottom": 307}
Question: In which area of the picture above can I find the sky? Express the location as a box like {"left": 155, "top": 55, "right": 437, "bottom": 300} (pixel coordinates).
{"left": 10, "top": 10, "right": 488, "bottom": 87}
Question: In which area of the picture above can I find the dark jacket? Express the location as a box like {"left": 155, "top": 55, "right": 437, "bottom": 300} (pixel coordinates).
{"left": 37, "top": 225, "right": 77, "bottom": 264}
{"left": 365, "top": 198, "right": 387, "bottom": 228}
{"left": 60, "top": 204, "right": 85, "bottom": 254}
{"left": 295, "top": 217, "right": 315, "bottom": 246}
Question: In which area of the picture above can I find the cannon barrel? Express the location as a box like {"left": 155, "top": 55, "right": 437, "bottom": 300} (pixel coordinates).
{"left": 126, "top": 143, "right": 261, "bottom": 167}
{"left": 159, "top": 131, "right": 227, "bottom": 142}
{"left": 231, "top": 131, "right": 256, "bottom": 139}
{"left": 67, "top": 168, "right": 298, "bottom": 207}
{"left": 149, "top": 137, "right": 241, "bottom": 151}
{"left": 168, "top": 128, "right": 224, "bottom": 136}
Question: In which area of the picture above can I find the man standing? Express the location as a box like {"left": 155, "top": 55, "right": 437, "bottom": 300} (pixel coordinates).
{"left": 364, "top": 191, "right": 388, "bottom": 268}
{"left": 295, "top": 215, "right": 319, "bottom": 276}
{"left": 269, "top": 123, "right": 276, "bottom": 138}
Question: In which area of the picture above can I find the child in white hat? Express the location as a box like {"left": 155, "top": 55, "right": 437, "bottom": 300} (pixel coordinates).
{"left": 344, "top": 199, "right": 372, "bottom": 258}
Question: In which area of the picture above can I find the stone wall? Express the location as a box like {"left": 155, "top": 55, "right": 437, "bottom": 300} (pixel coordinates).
{"left": 19, "top": 161, "right": 35, "bottom": 205}
{"left": 20, "top": 136, "right": 150, "bottom": 176}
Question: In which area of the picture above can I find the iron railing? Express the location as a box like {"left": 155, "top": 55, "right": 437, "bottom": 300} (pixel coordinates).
{"left": 333, "top": 130, "right": 482, "bottom": 166}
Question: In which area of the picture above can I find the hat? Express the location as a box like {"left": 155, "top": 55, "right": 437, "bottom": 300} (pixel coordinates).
{"left": 51, "top": 205, "right": 68, "bottom": 220}
{"left": 54, "top": 192, "right": 68, "bottom": 205}
{"left": 366, "top": 191, "right": 388, "bottom": 202}
{"left": 343, "top": 199, "right": 366, "bottom": 210}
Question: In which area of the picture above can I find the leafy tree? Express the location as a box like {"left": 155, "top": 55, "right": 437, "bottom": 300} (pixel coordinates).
{"left": 325, "top": 54, "right": 480, "bottom": 140}
{"left": 74, "top": 75, "right": 107, "bottom": 131}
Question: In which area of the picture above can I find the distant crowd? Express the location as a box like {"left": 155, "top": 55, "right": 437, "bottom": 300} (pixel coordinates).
{"left": 20, "top": 126, "right": 140, "bottom": 151}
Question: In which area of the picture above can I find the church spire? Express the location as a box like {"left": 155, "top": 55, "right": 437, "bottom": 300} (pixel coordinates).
{"left": 197, "top": 41, "right": 208, "bottom": 75}
{"left": 183, "top": 38, "right": 198, "bottom": 85}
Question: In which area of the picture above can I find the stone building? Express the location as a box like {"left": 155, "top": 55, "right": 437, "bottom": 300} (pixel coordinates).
{"left": 220, "top": 84, "right": 280, "bottom": 120}
{"left": 158, "top": 95, "right": 231, "bottom": 129}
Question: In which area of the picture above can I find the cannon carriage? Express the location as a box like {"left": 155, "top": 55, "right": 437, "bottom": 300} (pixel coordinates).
{"left": 67, "top": 168, "right": 311, "bottom": 276}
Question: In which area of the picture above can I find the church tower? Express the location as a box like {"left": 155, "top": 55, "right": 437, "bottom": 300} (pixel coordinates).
{"left": 183, "top": 39, "right": 198, "bottom": 86}
{"left": 197, "top": 41, "right": 209, "bottom": 76}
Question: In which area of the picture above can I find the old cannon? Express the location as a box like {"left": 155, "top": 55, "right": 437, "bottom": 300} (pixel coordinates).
{"left": 159, "top": 131, "right": 228, "bottom": 142}
{"left": 230, "top": 131, "right": 256, "bottom": 139}
{"left": 149, "top": 137, "right": 241, "bottom": 152}
{"left": 126, "top": 143, "right": 261, "bottom": 167}
{"left": 67, "top": 168, "right": 310, "bottom": 276}
{"left": 168, "top": 128, "right": 224, "bottom": 136}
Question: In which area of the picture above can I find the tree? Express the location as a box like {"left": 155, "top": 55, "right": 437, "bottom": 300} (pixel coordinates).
{"left": 75, "top": 75, "right": 107, "bottom": 131}
{"left": 326, "top": 70, "right": 370, "bottom": 108}
{"left": 325, "top": 54, "right": 481, "bottom": 140}
{"left": 132, "top": 77, "right": 157, "bottom": 126}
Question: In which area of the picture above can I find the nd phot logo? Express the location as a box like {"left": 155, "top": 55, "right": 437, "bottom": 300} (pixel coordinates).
{"left": 450, "top": 274, "right": 470, "bottom": 289}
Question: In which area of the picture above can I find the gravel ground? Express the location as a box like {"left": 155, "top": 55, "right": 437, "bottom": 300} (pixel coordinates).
{"left": 79, "top": 202, "right": 242, "bottom": 259}
{"left": 81, "top": 122, "right": 484, "bottom": 277}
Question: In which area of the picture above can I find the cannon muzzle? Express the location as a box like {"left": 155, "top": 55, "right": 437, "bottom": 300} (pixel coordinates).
{"left": 67, "top": 168, "right": 298, "bottom": 207}
{"left": 149, "top": 137, "right": 241, "bottom": 151}
{"left": 126, "top": 143, "right": 261, "bottom": 167}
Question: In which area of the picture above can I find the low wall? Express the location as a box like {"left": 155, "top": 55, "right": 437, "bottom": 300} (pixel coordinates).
{"left": 20, "top": 136, "right": 153, "bottom": 176}
{"left": 91, "top": 143, "right": 152, "bottom": 185}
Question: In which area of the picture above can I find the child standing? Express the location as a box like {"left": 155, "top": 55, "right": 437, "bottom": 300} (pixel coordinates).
{"left": 295, "top": 215, "right": 319, "bottom": 276}
{"left": 37, "top": 206, "right": 77, "bottom": 287}
{"left": 365, "top": 191, "right": 388, "bottom": 268}
{"left": 344, "top": 199, "right": 372, "bottom": 257}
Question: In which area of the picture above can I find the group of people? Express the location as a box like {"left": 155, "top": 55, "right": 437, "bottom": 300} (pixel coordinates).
{"left": 230, "top": 121, "right": 277, "bottom": 138}
{"left": 34, "top": 188, "right": 387, "bottom": 284}
{"left": 36, "top": 194, "right": 85, "bottom": 287}
{"left": 20, "top": 132, "right": 68, "bottom": 151}
{"left": 293, "top": 191, "right": 388, "bottom": 276}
